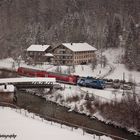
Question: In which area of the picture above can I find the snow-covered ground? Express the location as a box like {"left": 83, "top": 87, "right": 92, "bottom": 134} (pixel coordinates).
{"left": 0, "top": 107, "right": 112, "bottom": 140}
{"left": 50, "top": 84, "right": 123, "bottom": 103}
{"left": 102, "top": 47, "right": 140, "bottom": 83}
{"left": 42, "top": 83, "right": 127, "bottom": 118}
{"left": 47, "top": 64, "right": 110, "bottom": 78}
{"left": 0, "top": 58, "right": 16, "bottom": 70}
{"left": 0, "top": 58, "right": 53, "bottom": 71}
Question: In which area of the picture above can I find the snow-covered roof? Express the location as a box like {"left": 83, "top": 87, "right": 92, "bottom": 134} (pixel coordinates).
{"left": 44, "top": 53, "right": 54, "bottom": 57}
{"left": 62, "top": 43, "right": 97, "bottom": 52}
{"left": 27, "top": 45, "right": 50, "bottom": 52}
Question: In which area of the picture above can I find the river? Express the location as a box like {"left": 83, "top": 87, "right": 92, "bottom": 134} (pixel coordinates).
{"left": 16, "top": 91, "right": 140, "bottom": 140}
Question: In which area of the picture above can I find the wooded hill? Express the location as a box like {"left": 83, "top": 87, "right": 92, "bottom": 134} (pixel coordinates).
{"left": 0, "top": 0, "right": 139, "bottom": 70}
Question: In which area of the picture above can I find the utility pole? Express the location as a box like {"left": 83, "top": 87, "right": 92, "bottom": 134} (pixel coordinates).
{"left": 99, "top": 25, "right": 103, "bottom": 68}
{"left": 122, "top": 72, "right": 125, "bottom": 96}
{"left": 101, "top": 47, "right": 103, "bottom": 68}
{"left": 132, "top": 78, "right": 136, "bottom": 102}
{"left": 132, "top": 78, "right": 136, "bottom": 127}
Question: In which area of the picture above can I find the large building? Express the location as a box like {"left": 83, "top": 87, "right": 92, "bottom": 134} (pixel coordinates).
{"left": 52, "top": 43, "right": 97, "bottom": 65}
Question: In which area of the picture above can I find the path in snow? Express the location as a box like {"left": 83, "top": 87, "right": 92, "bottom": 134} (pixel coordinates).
{"left": 99, "top": 63, "right": 115, "bottom": 79}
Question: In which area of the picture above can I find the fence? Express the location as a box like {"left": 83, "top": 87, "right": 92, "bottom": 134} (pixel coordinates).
{"left": 0, "top": 102, "right": 127, "bottom": 140}
{"left": 79, "top": 87, "right": 115, "bottom": 103}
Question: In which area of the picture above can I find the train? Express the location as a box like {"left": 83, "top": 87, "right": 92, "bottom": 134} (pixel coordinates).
{"left": 17, "top": 67, "right": 133, "bottom": 90}
{"left": 77, "top": 77, "right": 105, "bottom": 89}
{"left": 17, "top": 67, "right": 79, "bottom": 85}
{"left": 17, "top": 67, "right": 105, "bottom": 89}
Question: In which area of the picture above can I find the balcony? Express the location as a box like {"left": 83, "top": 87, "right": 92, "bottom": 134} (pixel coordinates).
{"left": 54, "top": 53, "right": 73, "bottom": 56}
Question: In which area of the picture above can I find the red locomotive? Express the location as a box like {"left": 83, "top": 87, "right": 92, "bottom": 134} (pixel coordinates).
{"left": 17, "top": 67, "right": 79, "bottom": 85}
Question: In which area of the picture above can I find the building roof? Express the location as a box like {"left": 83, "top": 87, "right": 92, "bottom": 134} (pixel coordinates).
{"left": 62, "top": 43, "right": 97, "bottom": 52}
{"left": 27, "top": 45, "right": 50, "bottom": 52}
{"left": 44, "top": 53, "right": 54, "bottom": 57}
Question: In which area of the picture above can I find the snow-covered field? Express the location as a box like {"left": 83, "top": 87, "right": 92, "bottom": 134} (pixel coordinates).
{"left": 0, "top": 107, "right": 112, "bottom": 140}
{"left": 47, "top": 64, "right": 110, "bottom": 78}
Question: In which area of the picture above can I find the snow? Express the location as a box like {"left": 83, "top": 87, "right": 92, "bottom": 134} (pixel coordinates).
{"left": 106, "top": 64, "right": 140, "bottom": 83}
{"left": 27, "top": 44, "right": 50, "bottom": 52}
{"left": 57, "top": 85, "right": 82, "bottom": 100}
{"left": 44, "top": 53, "right": 54, "bottom": 57}
{"left": 44, "top": 83, "right": 124, "bottom": 115}
{"left": 18, "top": 63, "right": 54, "bottom": 71}
{"left": 62, "top": 43, "right": 97, "bottom": 52}
{"left": 0, "top": 77, "right": 56, "bottom": 84}
{"left": 73, "top": 64, "right": 110, "bottom": 78}
{"left": 0, "top": 107, "right": 112, "bottom": 140}
{"left": 0, "top": 84, "right": 15, "bottom": 92}
{"left": 0, "top": 58, "right": 54, "bottom": 72}
{"left": 93, "top": 112, "right": 106, "bottom": 122}
{"left": 63, "top": 85, "right": 114, "bottom": 101}
{"left": 0, "top": 58, "right": 15, "bottom": 70}
{"left": 46, "top": 64, "right": 110, "bottom": 79}
{"left": 80, "top": 87, "right": 123, "bottom": 101}
{"left": 102, "top": 47, "right": 140, "bottom": 83}
{"left": 26, "top": 43, "right": 97, "bottom": 53}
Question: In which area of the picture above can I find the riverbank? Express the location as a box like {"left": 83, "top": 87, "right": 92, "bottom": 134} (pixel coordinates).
{"left": 16, "top": 90, "right": 140, "bottom": 140}
{"left": 25, "top": 86, "right": 140, "bottom": 137}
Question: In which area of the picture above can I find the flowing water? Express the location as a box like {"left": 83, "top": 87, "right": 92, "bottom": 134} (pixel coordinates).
{"left": 16, "top": 91, "right": 140, "bottom": 140}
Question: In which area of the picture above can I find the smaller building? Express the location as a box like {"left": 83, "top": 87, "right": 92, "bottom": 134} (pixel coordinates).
{"left": 52, "top": 43, "right": 97, "bottom": 65}
{"left": 26, "top": 45, "right": 53, "bottom": 63}
{"left": 0, "top": 84, "right": 15, "bottom": 103}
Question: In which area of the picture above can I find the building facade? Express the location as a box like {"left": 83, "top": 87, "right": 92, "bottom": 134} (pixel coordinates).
{"left": 52, "top": 43, "right": 97, "bottom": 65}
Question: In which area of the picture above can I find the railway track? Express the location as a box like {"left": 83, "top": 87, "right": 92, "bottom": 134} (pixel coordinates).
{"left": 0, "top": 67, "right": 137, "bottom": 92}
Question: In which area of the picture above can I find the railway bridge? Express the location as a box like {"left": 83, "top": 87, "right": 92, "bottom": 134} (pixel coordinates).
{"left": 0, "top": 77, "right": 57, "bottom": 90}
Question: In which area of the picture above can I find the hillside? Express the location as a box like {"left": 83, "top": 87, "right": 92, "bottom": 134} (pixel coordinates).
{"left": 0, "top": 107, "right": 112, "bottom": 140}
{"left": 0, "top": 0, "right": 139, "bottom": 69}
